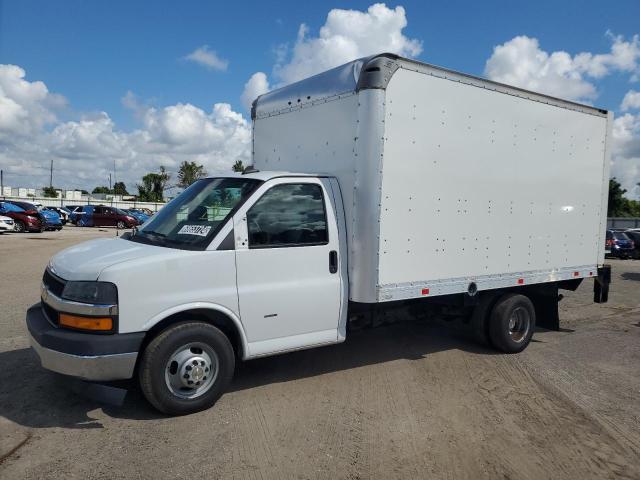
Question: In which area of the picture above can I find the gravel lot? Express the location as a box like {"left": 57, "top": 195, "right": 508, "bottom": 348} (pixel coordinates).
{"left": 1, "top": 227, "right": 639, "bottom": 479}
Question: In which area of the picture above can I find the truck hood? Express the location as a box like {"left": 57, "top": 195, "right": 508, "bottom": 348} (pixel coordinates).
{"left": 49, "top": 237, "right": 167, "bottom": 281}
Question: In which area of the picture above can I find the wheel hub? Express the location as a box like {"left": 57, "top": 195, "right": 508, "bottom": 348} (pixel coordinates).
{"left": 508, "top": 307, "right": 530, "bottom": 343}
{"left": 178, "top": 356, "right": 210, "bottom": 387}
{"left": 165, "top": 343, "right": 219, "bottom": 399}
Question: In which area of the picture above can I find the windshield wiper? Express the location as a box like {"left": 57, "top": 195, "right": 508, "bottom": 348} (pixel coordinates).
{"left": 137, "top": 230, "right": 169, "bottom": 246}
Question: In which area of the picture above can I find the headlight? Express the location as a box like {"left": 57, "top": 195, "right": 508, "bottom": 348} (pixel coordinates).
{"left": 61, "top": 281, "right": 118, "bottom": 304}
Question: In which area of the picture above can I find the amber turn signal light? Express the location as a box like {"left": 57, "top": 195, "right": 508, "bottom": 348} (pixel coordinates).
{"left": 59, "top": 314, "right": 113, "bottom": 331}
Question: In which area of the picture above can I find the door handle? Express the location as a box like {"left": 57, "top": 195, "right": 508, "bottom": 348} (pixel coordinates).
{"left": 329, "top": 250, "right": 338, "bottom": 274}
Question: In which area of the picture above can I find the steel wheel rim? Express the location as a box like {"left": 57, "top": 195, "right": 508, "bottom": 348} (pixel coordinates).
{"left": 164, "top": 342, "right": 219, "bottom": 399}
{"left": 508, "top": 307, "right": 530, "bottom": 343}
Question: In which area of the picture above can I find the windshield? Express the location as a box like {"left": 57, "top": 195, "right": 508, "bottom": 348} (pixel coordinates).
{"left": 613, "top": 232, "right": 631, "bottom": 241}
{"left": 131, "top": 177, "right": 261, "bottom": 250}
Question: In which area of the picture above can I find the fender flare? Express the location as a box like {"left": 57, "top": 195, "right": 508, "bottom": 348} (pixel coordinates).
{"left": 142, "top": 302, "right": 249, "bottom": 359}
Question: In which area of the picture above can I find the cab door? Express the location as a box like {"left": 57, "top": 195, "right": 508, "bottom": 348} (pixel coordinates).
{"left": 233, "top": 178, "right": 343, "bottom": 357}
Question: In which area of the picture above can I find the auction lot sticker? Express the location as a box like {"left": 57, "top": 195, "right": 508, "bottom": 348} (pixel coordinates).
{"left": 177, "top": 225, "right": 212, "bottom": 236}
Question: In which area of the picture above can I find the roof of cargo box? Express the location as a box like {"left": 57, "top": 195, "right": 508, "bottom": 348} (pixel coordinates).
{"left": 252, "top": 53, "right": 608, "bottom": 120}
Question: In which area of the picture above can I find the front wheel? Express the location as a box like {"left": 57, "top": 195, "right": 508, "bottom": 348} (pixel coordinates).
{"left": 14, "top": 221, "right": 25, "bottom": 233}
{"left": 139, "top": 321, "right": 235, "bottom": 415}
{"left": 488, "top": 293, "right": 536, "bottom": 353}
{"left": 116, "top": 220, "right": 126, "bottom": 229}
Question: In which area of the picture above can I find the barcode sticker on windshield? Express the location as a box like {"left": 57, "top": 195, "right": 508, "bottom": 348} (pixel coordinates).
{"left": 177, "top": 225, "right": 212, "bottom": 236}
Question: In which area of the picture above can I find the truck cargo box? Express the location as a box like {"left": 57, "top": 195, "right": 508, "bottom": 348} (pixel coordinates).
{"left": 252, "top": 54, "right": 611, "bottom": 303}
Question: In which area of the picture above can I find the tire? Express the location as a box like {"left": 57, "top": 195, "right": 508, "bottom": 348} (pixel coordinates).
{"left": 117, "top": 220, "right": 126, "bottom": 229}
{"left": 488, "top": 293, "right": 535, "bottom": 353}
{"left": 139, "top": 321, "right": 235, "bottom": 415}
{"left": 14, "top": 221, "right": 25, "bottom": 233}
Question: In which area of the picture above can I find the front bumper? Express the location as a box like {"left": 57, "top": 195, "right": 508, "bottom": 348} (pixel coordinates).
{"left": 27, "top": 304, "right": 145, "bottom": 381}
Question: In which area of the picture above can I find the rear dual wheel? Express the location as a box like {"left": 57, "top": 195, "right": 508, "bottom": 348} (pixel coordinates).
{"left": 488, "top": 293, "right": 535, "bottom": 353}
{"left": 139, "top": 321, "right": 235, "bottom": 415}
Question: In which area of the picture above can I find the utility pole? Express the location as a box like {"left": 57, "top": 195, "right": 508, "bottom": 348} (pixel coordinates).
{"left": 1, "top": 169, "right": 3, "bottom": 197}
{"left": 109, "top": 173, "right": 112, "bottom": 191}
{"left": 113, "top": 159, "right": 117, "bottom": 189}
{"left": 50, "top": 160, "right": 53, "bottom": 188}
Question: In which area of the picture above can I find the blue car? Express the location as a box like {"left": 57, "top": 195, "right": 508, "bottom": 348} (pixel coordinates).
{"left": 77, "top": 205, "right": 96, "bottom": 227}
{"left": 66, "top": 205, "right": 87, "bottom": 224}
{"left": 124, "top": 209, "right": 150, "bottom": 224}
{"left": 39, "top": 208, "right": 63, "bottom": 230}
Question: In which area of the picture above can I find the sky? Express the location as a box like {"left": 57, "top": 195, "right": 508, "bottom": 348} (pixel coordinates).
{"left": 1, "top": 0, "right": 639, "bottom": 198}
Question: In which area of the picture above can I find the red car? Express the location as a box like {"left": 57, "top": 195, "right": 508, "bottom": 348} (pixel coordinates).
{"left": 0, "top": 201, "right": 44, "bottom": 232}
{"left": 91, "top": 206, "right": 139, "bottom": 228}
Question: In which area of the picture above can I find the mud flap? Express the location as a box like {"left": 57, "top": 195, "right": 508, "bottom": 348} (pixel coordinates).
{"left": 531, "top": 287, "right": 560, "bottom": 331}
{"left": 593, "top": 265, "right": 611, "bottom": 304}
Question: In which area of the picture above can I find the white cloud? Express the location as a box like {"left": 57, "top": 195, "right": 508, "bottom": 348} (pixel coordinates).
{"left": 0, "top": 65, "right": 250, "bottom": 191}
{"left": 184, "top": 45, "right": 229, "bottom": 71}
{"left": 241, "top": 72, "right": 270, "bottom": 110}
{"left": 611, "top": 113, "right": 640, "bottom": 199}
{"left": 0, "top": 64, "right": 66, "bottom": 137}
{"left": 621, "top": 90, "right": 640, "bottom": 111}
{"left": 484, "top": 33, "right": 640, "bottom": 102}
{"left": 240, "top": 3, "right": 422, "bottom": 109}
{"left": 274, "top": 3, "right": 422, "bottom": 85}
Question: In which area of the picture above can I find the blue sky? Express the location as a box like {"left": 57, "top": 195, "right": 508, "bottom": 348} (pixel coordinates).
{"left": 1, "top": 1, "right": 639, "bottom": 195}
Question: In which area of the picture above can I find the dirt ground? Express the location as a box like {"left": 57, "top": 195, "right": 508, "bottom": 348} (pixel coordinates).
{"left": 0, "top": 227, "right": 639, "bottom": 479}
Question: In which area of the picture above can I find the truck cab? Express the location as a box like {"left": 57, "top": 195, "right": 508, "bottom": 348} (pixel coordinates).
{"left": 28, "top": 172, "right": 348, "bottom": 415}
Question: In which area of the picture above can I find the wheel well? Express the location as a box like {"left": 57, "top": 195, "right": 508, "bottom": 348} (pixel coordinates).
{"left": 140, "top": 309, "right": 244, "bottom": 360}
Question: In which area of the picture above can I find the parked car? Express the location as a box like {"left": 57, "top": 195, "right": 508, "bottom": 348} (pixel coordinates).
{"left": 605, "top": 230, "right": 635, "bottom": 258}
{"left": 40, "top": 209, "right": 63, "bottom": 231}
{"left": 0, "top": 215, "right": 15, "bottom": 233}
{"left": 138, "top": 207, "right": 154, "bottom": 216}
{"left": 0, "top": 201, "right": 43, "bottom": 232}
{"left": 78, "top": 205, "right": 138, "bottom": 228}
{"left": 123, "top": 208, "right": 150, "bottom": 224}
{"left": 43, "top": 206, "right": 70, "bottom": 225}
{"left": 623, "top": 230, "right": 640, "bottom": 259}
{"left": 66, "top": 206, "right": 87, "bottom": 224}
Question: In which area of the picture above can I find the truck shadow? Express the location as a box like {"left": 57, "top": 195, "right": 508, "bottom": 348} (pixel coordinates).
{"left": 0, "top": 320, "right": 506, "bottom": 429}
{"left": 621, "top": 272, "right": 640, "bottom": 282}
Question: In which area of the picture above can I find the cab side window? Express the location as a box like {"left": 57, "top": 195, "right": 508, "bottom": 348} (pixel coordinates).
{"left": 247, "top": 183, "right": 328, "bottom": 248}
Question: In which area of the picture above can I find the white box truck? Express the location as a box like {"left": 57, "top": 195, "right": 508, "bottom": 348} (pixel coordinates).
{"left": 27, "top": 54, "right": 612, "bottom": 415}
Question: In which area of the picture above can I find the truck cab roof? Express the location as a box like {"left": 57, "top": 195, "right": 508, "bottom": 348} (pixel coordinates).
{"left": 205, "top": 171, "right": 325, "bottom": 182}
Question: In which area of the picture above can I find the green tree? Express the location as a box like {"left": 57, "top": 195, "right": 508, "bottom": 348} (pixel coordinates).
{"left": 177, "top": 161, "right": 207, "bottom": 188}
{"left": 137, "top": 166, "right": 170, "bottom": 202}
{"left": 92, "top": 186, "right": 112, "bottom": 194}
{"left": 232, "top": 160, "right": 246, "bottom": 173}
{"left": 608, "top": 178, "right": 627, "bottom": 217}
{"left": 113, "top": 181, "right": 128, "bottom": 195}
{"left": 42, "top": 186, "right": 58, "bottom": 198}
{"left": 608, "top": 178, "right": 640, "bottom": 217}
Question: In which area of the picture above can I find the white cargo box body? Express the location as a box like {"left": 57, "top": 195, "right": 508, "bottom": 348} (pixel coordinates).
{"left": 252, "top": 54, "right": 612, "bottom": 303}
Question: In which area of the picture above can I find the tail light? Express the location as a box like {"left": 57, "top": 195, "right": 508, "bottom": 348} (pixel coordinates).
{"left": 605, "top": 239, "right": 613, "bottom": 247}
